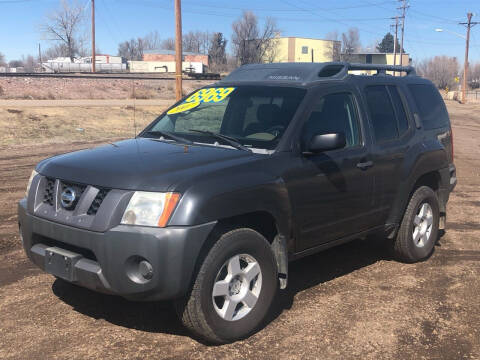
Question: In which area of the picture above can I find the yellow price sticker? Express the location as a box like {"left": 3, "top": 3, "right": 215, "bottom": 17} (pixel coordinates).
{"left": 167, "top": 101, "right": 200, "bottom": 115}
{"left": 185, "top": 87, "right": 236, "bottom": 103}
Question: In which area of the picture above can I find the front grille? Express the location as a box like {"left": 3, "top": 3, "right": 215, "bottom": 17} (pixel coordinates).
{"left": 43, "top": 177, "right": 55, "bottom": 205}
{"left": 87, "top": 188, "right": 110, "bottom": 215}
{"left": 60, "top": 181, "right": 86, "bottom": 211}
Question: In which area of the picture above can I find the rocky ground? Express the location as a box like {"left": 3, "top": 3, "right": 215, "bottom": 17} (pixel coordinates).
{"left": 0, "top": 76, "right": 212, "bottom": 100}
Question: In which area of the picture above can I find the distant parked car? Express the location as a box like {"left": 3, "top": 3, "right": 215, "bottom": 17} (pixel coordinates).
{"left": 19, "top": 62, "right": 456, "bottom": 343}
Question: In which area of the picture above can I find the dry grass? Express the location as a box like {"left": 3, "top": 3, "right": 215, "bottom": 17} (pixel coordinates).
{"left": 0, "top": 106, "right": 167, "bottom": 146}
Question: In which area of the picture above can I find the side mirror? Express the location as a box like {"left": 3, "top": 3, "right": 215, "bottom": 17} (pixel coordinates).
{"left": 304, "top": 132, "right": 346, "bottom": 154}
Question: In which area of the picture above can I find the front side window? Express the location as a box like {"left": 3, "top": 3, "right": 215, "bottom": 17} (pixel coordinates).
{"left": 142, "top": 86, "right": 306, "bottom": 150}
{"left": 365, "top": 85, "right": 398, "bottom": 142}
{"left": 303, "top": 92, "right": 361, "bottom": 148}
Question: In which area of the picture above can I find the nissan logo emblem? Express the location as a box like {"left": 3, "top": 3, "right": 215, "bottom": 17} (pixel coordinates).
{"left": 60, "top": 187, "right": 77, "bottom": 209}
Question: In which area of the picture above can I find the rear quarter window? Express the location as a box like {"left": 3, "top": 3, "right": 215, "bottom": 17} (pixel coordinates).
{"left": 407, "top": 84, "right": 450, "bottom": 129}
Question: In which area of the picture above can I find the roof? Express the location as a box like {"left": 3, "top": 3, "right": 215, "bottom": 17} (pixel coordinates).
{"left": 351, "top": 52, "right": 410, "bottom": 56}
{"left": 277, "top": 36, "right": 341, "bottom": 43}
{"left": 143, "top": 49, "right": 207, "bottom": 56}
{"left": 219, "top": 62, "right": 417, "bottom": 86}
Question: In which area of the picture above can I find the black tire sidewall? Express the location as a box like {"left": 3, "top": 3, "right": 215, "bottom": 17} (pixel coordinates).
{"left": 404, "top": 188, "right": 440, "bottom": 260}
{"left": 199, "top": 229, "right": 277, "bottom": 342}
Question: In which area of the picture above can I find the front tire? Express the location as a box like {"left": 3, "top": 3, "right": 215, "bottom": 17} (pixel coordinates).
{"left": 176, "top": 228, "right": 278, "bottom": 344}
{"left": 393, "top": 186, "right": 440, "bottom": 262}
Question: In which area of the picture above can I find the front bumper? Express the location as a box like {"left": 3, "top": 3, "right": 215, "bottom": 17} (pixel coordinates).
{"left": 18, "top": 199, "right": 216, "bottom": 301}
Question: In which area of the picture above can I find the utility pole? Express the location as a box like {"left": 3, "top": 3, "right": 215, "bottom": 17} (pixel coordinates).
{"left": 175, "top": 0, "right": 183, "bottom": 101}
{"left": 91, "top": 0, "right": 96, "bottom": 73}
{"left": 38, "top": 43, "right": 42, "bottom": 71}
{"left": 391, "top": 16, "right": 399, "bottom": 76}
{"left": 398, "top": 0, "right": 408, "bottom": 68}
{"left": 459, "top": 13, "right": 479, "bottom": 104}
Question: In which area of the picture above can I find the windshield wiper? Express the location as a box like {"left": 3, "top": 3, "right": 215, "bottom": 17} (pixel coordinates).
{"left": 189, "top": 129, "right": 252, "bottom": 152}
{"left": 145, "top": 130, "right": 193, "bottom": 145}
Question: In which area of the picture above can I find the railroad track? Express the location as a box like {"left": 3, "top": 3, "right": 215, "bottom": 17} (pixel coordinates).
{"left": 0, "top": 72, "right": 218, "bottom": 81}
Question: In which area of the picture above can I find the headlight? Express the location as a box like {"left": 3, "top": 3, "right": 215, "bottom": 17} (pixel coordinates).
{"left": 25, "top": 170, "right": 38, "bottom": 197}
{"left": 121, "top": 192, "right": 180, "bottom": 227}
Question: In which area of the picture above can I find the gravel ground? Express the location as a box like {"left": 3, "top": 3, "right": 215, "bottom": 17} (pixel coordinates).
{"left": 0, "top": 101, "right": 478, "bottom": 359}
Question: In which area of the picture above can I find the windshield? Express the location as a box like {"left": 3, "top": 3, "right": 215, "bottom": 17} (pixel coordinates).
{"left": 141, "top": 85, "right": 306, "bottom": 151}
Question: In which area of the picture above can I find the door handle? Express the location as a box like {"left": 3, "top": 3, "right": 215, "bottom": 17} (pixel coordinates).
{"left": 356, "top": 161, "right": 374, "bottom": 170}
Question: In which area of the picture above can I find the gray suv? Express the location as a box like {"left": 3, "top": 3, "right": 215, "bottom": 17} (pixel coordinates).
{"left": 18, "top": 62, "right": 456, "bottom": 343}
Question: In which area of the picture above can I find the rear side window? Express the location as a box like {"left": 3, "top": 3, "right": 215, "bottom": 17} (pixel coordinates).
{"left": 408, "top": 84, "right": 449, "bottom": 129}
{"left": 365, "top": 86, "right": 398, "bottom": 142}
{"left": 388, "top": 86, "right": 409, "bottom": 135}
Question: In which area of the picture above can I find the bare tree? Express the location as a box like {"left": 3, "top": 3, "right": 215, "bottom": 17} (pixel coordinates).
{"left": 161, "top": 38, "right": 176, "bottom": 51}
{"left": 42, "top": 43, "right": 70, "bottom": 60}
{"left": 470, "top": 62, "right": 480, "bottom": 89}
{"left": 9, "top": 60, "right": 24, "bottom": 68}
{"left": 0, "top": 52, "right": 5, "bottom": 66}
{"left": 323, "top": 31, "right": 341, "bottom": 61}
{"left": 42, "top": 0, "right": 86, "bottom": 62}
{"left": 416, "top": 56, "right": 459, "bottom": 90}
{"left": 118, "top": 38, "right": 144, "bottom": 61}
{"left": 231, "top": 11, "right": 280, "bottom": 65}
{"left": 209, "top": 32, "right": 227, "bottom": 72}
{"left": 118, "top": 31, "right": 163, "bottom": 61}
{"left": 143, "top": 31, "right": 162, "bottom": 50}
{"left": 341, "top": 28, "right": 361, "bottom": 61}
{"left": 183, "top": 31, "right": 211, "bottom": 54}
{"left": 325, "top": 31, "right": 339, "bottom": 41}
{"left": 23, "top": 55, "right": 37, "bottom": 72}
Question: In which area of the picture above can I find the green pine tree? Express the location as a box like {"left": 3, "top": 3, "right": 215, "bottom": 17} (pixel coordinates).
{"left": 377, "top": 32, "right": 403, "bottom": 53}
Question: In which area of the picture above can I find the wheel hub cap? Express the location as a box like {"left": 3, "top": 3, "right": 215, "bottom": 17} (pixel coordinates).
{"left": 229, "top": 277, "right": 243, "bottom": 296}
{"left": 412, "top": 202, "right": 433, "bottom": 248}
{"left": 212, "top": 254, "right": 262, "bottom": 322}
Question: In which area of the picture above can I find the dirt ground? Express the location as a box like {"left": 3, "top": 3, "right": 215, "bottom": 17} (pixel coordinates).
{"left": 0, "top": 101, "right": 479, "bottom": 359}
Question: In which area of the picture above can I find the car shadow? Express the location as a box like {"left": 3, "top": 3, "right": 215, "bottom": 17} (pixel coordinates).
{"left": 51, "top": 280, "right": 188, "bottom": 337}
{"left": 51, "top": 236, "right": 399, "bottom": 344}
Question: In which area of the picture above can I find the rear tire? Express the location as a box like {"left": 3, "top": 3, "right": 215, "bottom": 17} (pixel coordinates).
{"left": 175, "top": 228, "right": 278, "bottom": 344}
{"left": 393, "top": 186, "right": 439, "bottom": 262}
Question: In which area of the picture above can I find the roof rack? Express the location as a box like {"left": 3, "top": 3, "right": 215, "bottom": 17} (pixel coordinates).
{"left": 346, "top": 63, "right": 416, "bottom": 76}
{"left": 219, "top": 62, "right": 417, "bottom": 84}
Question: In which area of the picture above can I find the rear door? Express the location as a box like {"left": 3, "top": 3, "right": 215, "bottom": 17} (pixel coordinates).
{"left": 362, "top": 84, "right": 414, "bottom": 222}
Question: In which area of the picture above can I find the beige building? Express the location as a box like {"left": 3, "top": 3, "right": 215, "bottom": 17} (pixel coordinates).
{"left": 269, "top": 37, "right": 341, "bottom": 63}
{"left": 347, "top": 53, "right": 411, "bottom": 74}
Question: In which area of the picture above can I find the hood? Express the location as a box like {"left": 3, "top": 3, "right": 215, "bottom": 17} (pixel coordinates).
{"left": 37, "top": 138, "right": 258, "bottom": 191}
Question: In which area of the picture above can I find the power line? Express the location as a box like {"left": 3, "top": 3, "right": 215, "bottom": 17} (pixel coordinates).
{"left": 181, "top": 0, "right": 398, "bottom": 13}
{"left": 409, "top": 8, "right": 460, "bottom": 24}
{"left": 278, "top": 0, "right": 388, "bottom": 37}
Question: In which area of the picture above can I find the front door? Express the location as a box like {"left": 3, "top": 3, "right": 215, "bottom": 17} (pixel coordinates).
{"left": 285, "top": 91, "right": 377, "bottom": 251}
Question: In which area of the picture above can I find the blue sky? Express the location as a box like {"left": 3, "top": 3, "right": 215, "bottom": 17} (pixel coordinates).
{"left": 1, "top": 0, "right": 479, "bottom": 63}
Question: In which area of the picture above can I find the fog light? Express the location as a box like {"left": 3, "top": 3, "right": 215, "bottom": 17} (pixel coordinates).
{"left": 139, "top": 260, "right": 154, "bottom": 280}
{"left": 126, "top": 256, "right": 154, "bottom": 284}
